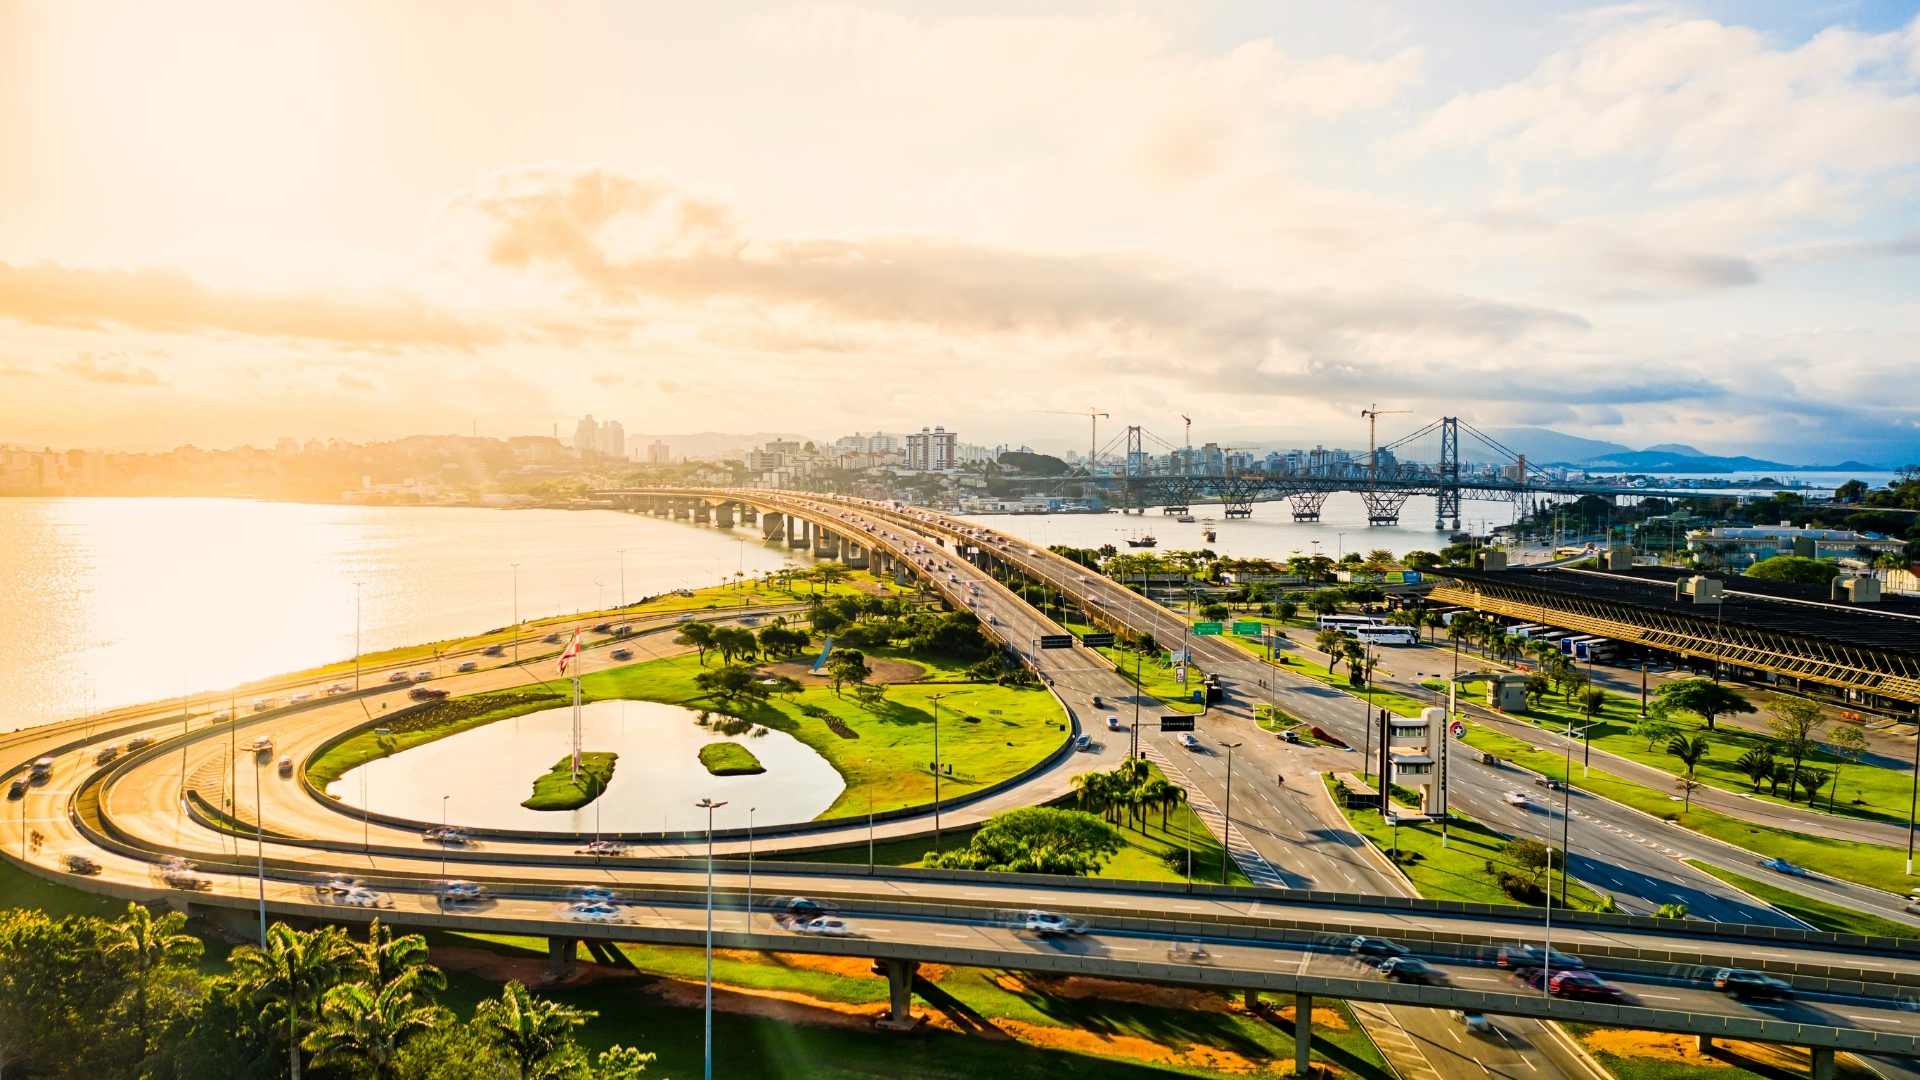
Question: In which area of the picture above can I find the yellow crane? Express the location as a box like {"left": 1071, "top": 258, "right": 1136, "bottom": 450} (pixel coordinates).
{"left": 1033, "top": 408, "right": 1109, "bottom": 475}
{"left": 1360, "top": 404, "right": 1410, "bottom": 491}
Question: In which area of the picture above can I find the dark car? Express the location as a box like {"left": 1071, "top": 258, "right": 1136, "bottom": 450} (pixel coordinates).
{"left": 610, "top": 648, "right": 633, "bottom": 661}
{"left": 1380, "top": 957, "right": 1448, "bottom": 985}
{"left": 1497, "top": 945, "right": 1585, "bottom": 970}
{"left": 1350, "top": 936, "right": 1410, "bottom": 959}
{"left": 482, "top": 644, "right": 505, "bottom": 656}
{"left": 770, "top": 896, "right": 838, "bottom": 922}
{"left": 592, "top": 623, "right": 613, "bottom": 634}
{"left": 409, "top": 687, "right": 449, "bottom": 701}
{"left": 7, "top": 777, "right": 26, "bottom": 800}
{"left": 1522, "top": 969, "right": 1623, "bottom": 1002}
{"left": 1713, "top": 968, "right": 1793, "bottom": 1000}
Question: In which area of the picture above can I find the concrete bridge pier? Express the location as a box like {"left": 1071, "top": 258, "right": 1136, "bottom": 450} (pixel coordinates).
{"left": 762, "top": 513, "right": 784, "bottom": 541}
{"left": 844, "top": 542, "right": 868, "bottom": 569}
{"left": 672, "top": 501, "right": 689, "bottom": 520}
{"left": 548, "top": 937, "right": 579, "bottom": 980}
{"left": 716, "top": 503, "right": 735, "bottom": 528}
{"left": 786, "top": 516, "right": 810, "bottom": 549}
{"left": 1811, "top": 1049, "right": 1833, "bottom": 1080}
{"left": 874, "top": 958, "right": 921, "bottom": 1031}
{"left": 694, "top": 502, "right": 712, "bottom": 524}
{"left": 740, "top": 505, "right": 758, "bottom": 526}
{"left": 813, "top": 528, "right": 838, "bottom": 559}
{"left": 1294, "top": 993, "right": 1313, "bottom": 1077}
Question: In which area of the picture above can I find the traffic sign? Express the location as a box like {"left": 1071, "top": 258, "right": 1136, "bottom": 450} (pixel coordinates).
{"left": 1174, "top": 664, "right": 1187, "bottom": 683}
{"left": 1160, "top": 716, "right": 1195, "bottom": 732}
{"left": 1081, "top": 633, "right": 1116, "bottom": 648}
{"left": 1232, "top": 620, "right": 1263, "bottom": 636}
{"left": 1039, "top": 634, "right": 1074, "bottom": 650}
{"left": 1192, "top": 622, "right": 1224, "bottom": 636}
{"left": 1450, "top": 720, "right": 1466, "bottom": 739}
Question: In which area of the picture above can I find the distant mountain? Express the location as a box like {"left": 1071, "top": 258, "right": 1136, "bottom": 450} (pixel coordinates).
{"left": 1642, "top": 443, "right": 1706, "bottom": 457}
{"left": 1795, "top": 460, "right": 1887, "bottom": 473}
{"left": 624, "top": 430, "right": 819, "bottom": 462}
{"left": 1576, "top": 450, "right": 1797, "bottom": 473}
{"left": 1477, "top": 428, "right": 1633, "bottom": 465}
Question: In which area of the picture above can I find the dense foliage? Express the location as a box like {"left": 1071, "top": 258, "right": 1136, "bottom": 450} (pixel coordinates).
{"left": 921, "top": 807, "right": 1124, "bottom": 875}
{"left": 1745, "top": 555, "right": 1841, "bottom": 583}
{"left": 0, "top": 908, "right": 652, "bottom": 1080}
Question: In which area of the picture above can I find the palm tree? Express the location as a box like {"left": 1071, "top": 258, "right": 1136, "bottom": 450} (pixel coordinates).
{"left": 104, "top": 902, "right": 204, "bottom": 1059}
{"left": 357, "top": 919, "right": 444, "bottom": 998}
{"left": 476, "top": 980, "right": 597, "bottom": 1080}
{"left": 1160, "top": 783, "right": 1189, "bottom": 831}
{"left": 230, "top": 923, "right": 357, "bottom": 1080}
{"left": 304, "top": 981, "right": 442, "bottom": 1080}
{"left": 1072, "top": 772, "right": 1109, "bottom": 819}
{"left": 1314, "top": 628, "right": 1346, "bottom": 672}
{"left": 1666, "top": 735, "right": 1711, "bottom": 812}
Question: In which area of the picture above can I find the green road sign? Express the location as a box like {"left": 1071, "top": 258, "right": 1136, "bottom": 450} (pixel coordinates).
{"left": 1232, "top": 620, "right": 1263, "bottom": 635}
{"left": 1192, "top": 622, "right": 1223, "bottom": 636}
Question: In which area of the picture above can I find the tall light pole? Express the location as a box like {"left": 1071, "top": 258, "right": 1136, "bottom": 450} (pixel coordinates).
{"left": 511, "top": 564, "right": 520, "bottom": 663}
{"left": 354, "top": 582, "right": 363, "bottom": 691}
{"left": 253, "top": 751, "right": 267, "bottom": 945}
{"left": 694, "top": 797, "right": 728, "bottom": 1080}
{"left": 746, "top": 806, "right": 756, "bottom": 933}
{"left": 618, "top": 549, "right": 627, "bottom": 607}
{"left": 440, "top": 795, "right": 449, "bottom": 880}
{"left": 1220, "top": 740, "right": 1242, "bottom": 885}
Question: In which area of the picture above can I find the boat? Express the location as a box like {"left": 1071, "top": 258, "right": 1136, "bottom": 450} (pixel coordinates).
{"left": 1202, "top": 528, "right": 1217, "bottom": 542}
{"left": 1176, "top": 515, "right": 1196, "bottom": 523}
{"left": 1125, "top": 533, "right": 1159, "bottom": 548}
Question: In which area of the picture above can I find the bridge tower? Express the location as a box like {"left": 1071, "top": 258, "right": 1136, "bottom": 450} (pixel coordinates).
{"left": 1122, "top": 426, "right": 1148, "bottom": 513}
{"left": 1436, "top": 417, "right": 1461, "bottom": 531}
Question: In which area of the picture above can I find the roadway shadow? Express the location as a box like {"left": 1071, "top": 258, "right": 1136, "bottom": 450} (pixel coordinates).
{"left": 1560, "top": 850, "right": 1793, "bottom": 927}
{"left": 910, "top": 974, "right": 1012, "bottom": 1039}
{"left": 1706, "top": 1041, "right": 1826, "bottom": 1080}
{"left": 990, "top": 970, "right": 1280, "bottom": 1062}
{"left": 1253, "top": 1008, "right": 1398, "bottom": 1080}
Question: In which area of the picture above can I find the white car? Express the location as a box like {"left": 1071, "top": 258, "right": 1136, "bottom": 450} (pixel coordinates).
{"left": 457, "top": 661, "right": 478, "bottom": 672}
{"left": 1023, "top": 911, "right": 1087, "bottom": 936}
{"left": 1502, "top": 791, "right": 1531, "bottom": 807}
{"left": 435, "top": 880, "right": 490, "bottom": 904}
{"left": 340, "top": 887, "right": 393, "bottom": 909}
{"left": 386, "top": 671, "right": 410, "bottom": 683}
{"left": 1179, "top": 733, "right": 1200, "bottom": 750}
{"left": 559, "top": 901, "right": 624, "bottom": 923}
{"left": 567, "top": 885, "right": 618, "bottom": 903}
{"left": 796, "top": 916, "right": 854, "bottom": 936}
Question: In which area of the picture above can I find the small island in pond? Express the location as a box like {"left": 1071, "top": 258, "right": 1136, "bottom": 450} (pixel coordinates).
{"left": 522, "top": 752, "right": 618, "bottom": 810}
{"left": 699, "top": 742, "right": 765, "bottom": 776}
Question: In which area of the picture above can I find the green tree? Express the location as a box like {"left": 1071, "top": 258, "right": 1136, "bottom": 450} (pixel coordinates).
{"left": 674, "top": 620, "right": 716, "bottom": 664}
{"left": 826, "top": 648, "right": 871, "bottom": 697}
{"left": 1197, "top": 603, "right": 1230, "bottom": 622}
{"left": 1746, "top": 555, "right": 1840, "bottom": 583}
{"left": 712, "top": 625, "right": 758, "bottom": 663}
{"left": 103, "top": 901, "right": 205, "bottom": 1063}
{"left": 1655, "top": 678, "right": 1755, "bottom": 731}
{"left": 474, "top": 981, "right": 595, "bottom": 1080}
{"left": 1823, "top": 723, "right": 1870, "bottom": 812}
{"left": 303, "top": 981, "right": 442, "bottom": 1080}
{"left": 1765, "top": 697, "right": 1826, "bottom": 803}
{"left": 1630, "top": 702, "right": 1678, "bottom": 751}
{"left": 1313, "top": 628, "right": 1348, "bottom": 671}
{"left": 355, "top": 920, "right": 444, "bottom": 998}
{"left": 1305, "top": 590, "right": 1343, "bottom": 617}
{"left": 693, "top": 664, "right": 771, "bottom": 711}
{"left": 1666, "top": 735, "right": 1711, "bottom": 811}
{"left": 229, "top": 923, "right": 357, "bottom": 1080}
{"left": 922, "top": 807, "right": 1124, "bottom": 875}
{"left": 1735, "top": 746, "right": 1777, "bottom": 792}
{"left": 1795, "top": 766, "right": 1833, "bottom": 806}
{"left": 390, "top": 1023, "right": 511, "bottom": 1080}
{"left": 1274, "top": 598, "right": 1300, "bottom": 624}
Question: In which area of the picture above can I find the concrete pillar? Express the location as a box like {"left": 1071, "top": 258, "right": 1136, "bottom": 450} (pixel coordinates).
{"left": 814, "top": 527, "right": 837, "bottom": 557}
{"left": 763, "top": 514, "right": 784, "bottom": 541}
{"left": 716, "top": 503, "right": 735, "bottom": 528}
{"left": 875, "top": 958, "right": 920, "bottom": 1030}
{"left": 1697, "top": 1036, "right": 1713, "bottom": 1054}
{"left": 1811, "top": 1049, "right": 1833, "bottom": 1080}
{"left": 740, "top": 505, "right": 758, "bottom": 526}
{"left": 548, "top": 937, "right": 578, "bottom": 980}
{"left": 787, "top": 517, "right": 809, "bottom": 549}
{"left": 844, "top": 543, "right": 868, "bottom": 570}
{"left": 1244, "top": 989, "right": 1260, "bottom": 1011}
{"left": 694, "top": 502, "right": 711, "bottom": 524}
{"left": 1295, "top": 993, "right": 1312, "bottom": 1077}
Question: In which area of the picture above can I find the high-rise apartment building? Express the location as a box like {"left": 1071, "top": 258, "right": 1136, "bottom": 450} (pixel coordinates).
{"left": 905, "top": 426, "right": 958, "bottom": 471}
{"left": 597, "top": 420, "right": 626, "bottom": 459}
{"left": 647, "top": 440, "right": 670, "bottom": 464}
{"left": 573, "top": 415, "right": 599, "bottom": 454}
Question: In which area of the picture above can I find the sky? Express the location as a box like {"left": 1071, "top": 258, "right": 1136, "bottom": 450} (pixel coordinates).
{"left": 1, "top": 1, "right": 1917, "bottom": 463}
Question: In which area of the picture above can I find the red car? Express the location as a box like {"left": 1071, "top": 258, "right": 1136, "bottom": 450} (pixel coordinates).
{"left": 1523, "top": 968, "right": 1624, "bottom": 1002}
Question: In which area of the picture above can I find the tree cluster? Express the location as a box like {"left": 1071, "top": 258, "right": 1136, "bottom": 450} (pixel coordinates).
{"left": 0, "top": 908, "right": 651, "bottom": 1080}
{"left": 921, "top": 807, "right": 1124, "bottom": 876}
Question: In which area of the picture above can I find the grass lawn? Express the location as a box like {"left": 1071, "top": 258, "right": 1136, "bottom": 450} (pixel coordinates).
{"left": 1090, "top": 645, "right": 1205, "bottom": 713}
{"left": 1684, "top": 860, "right": 1920, "bottom": 940}
{"left": 436, "top": 931, "right": 1394, "bottom": 1080}
{"left": 700, "top": 742, "right": 766, "bottom": 776}
{"left": 628, "top": 571, "right": 909, "bottom": 617}
{"left": 1280, "top": 657, "right": 1432, "bottom": 718}
{"left": 307, "top": 688, "right": 570, "bottom": 788}
{"left": 584, "top": 653, "right": 1067, "bottom": 819}
{"left": 1502, "top": 686, "right": 1917, "bottom": 828}
{"left": 522, "top": 752, "right": 618, "bottom": 810}
{"left": 1326, "top": 776, "right": 1608, "bottom": 910}
{"left": 781, "top": 765, "right": 1252, "bottom": 887}
{"left": 1560, "top": 1022, "right": 1879, "bottom": 1080}
{"left": 1463, "top": 725, "right": 1920, "bottom": 894}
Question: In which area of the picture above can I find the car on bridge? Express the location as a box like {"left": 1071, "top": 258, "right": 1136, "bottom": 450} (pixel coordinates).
{"left": 577, "top": 840, "right": 628, "bottom": 856}
{"left": 1525, "top": 968, "right": 1624, "bottom": 1002}
{"left": 422, "top": 826, "right": 471, "bottom": 846}
{"left": 277, "top": 755, "right": 293, "bottom": 777}
{"left": 1022, "top": 911, "right": 1087, "bottom": 936}
{"left": 558, "top": 900, "right": 623, "bottom": 923}
{"left": 457, "top": 661, "right": 478, "bottom": 672}
{"left": 95, "top": 744, "right": 120, "bottom": 764}
{"left": 434, "top": 880, "right": 491, "bottom": 905}
{"left": 770, "top": 897, "right": 838, "bottom": 924}
{"left": 794, "top": 916, "right": 854, "bottom": 937}
{"left": 1379, "top": 956, "right": 1447, "bottom": 985}
{"left": 567, "top": 886, "right": 619, "bottom": 904}
{"left": 339, "top": 886, "right": 393, "bottom": 909}
{"left": 61, "top": 854, "right": 101, "bottom": 876}
{"left": 544, "top": 633, "right": 563, "bottom": 643}
{"left": 483, "top": 644, "right": 506, "bottom": 656}
{"left": 10, "top": 778, "right": 29, "bottom": 799}
{"left": 1497, "top": 945, "right": 1583, "bottom": 970}
{"left": 1713, "top": 968, "right": 1793, "bottom": 1000}
{"left": 1450, "top": 1010, "right": 1493, "bottom": 1034}
{"left": 126, "top": 735, "right": 155, "bottom": 752}
{"left": 1349, "top": 936, "right": 1409, "bottom": 959}
{"left": 1075, "top": 735, "right": 1091, "bottom": 751}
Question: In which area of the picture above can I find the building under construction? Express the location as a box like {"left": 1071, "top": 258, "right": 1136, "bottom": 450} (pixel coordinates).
{"left": 1429, "top": 564, "right": 1920, "bottom": 720}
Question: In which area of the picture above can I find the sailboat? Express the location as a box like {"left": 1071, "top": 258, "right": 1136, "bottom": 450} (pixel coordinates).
{"left": 1124, "top": 530, "right": 1159, "bottom": 548}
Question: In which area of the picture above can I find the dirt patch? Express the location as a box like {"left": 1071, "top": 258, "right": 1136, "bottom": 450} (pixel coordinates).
{"left": 989, "top": 1018, "right": 1275, "bottom": 1074}
{"left": 1579, "top": 1029, "right": 1816, "bottom": 1072}
{"left": 993, "top": 972, "right": 1236, "bottom": 1013}
{"left": 650, "top": 977, "right": 887, "bottom": 1030}
{"left": 1275, "top": 1005, "right": 1351, "bottom": 1032}
{"left": 761, "top": 658, "right": 925, "bottom": 685}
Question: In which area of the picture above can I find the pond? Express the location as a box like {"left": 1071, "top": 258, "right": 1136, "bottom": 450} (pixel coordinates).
{"left": 327, "top": 699, "right": 844, "bottom": 834}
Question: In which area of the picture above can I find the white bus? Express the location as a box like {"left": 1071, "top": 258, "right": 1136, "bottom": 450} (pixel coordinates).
{"left": 1316, "top": 614, "right": 1385, "bottom": 632}
{"left": 1354, "top": 625, "right": 1419, "bottom": 646}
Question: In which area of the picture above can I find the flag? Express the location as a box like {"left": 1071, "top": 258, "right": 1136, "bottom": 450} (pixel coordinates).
{"left": 557, "top": 628, "right": 581, "bottom": 675}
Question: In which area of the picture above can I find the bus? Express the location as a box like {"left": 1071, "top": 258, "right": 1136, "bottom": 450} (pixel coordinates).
{"left": 1354, "top": 625, "right": 1419, "bottom": 646}
{"left": 1571, "top": 637, "right": 1614, "bottom": 662}
{"left": 1316, "top": 614, "right": 1385, "bottom": 632}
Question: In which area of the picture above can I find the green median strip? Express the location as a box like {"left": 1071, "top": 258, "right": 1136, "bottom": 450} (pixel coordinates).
{"left": 1464, "top": 726, "right": 1919, "bottom": 894}
{"left": 1684, "top": 860, "right": 1920, "bottom": 940}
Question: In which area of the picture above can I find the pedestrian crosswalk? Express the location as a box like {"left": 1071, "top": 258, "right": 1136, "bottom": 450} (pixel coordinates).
{"left": 1139, "top": 745, "right": 1287, "bottom": 888}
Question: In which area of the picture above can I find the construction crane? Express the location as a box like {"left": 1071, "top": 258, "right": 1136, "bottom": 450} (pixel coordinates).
{"left": 1033, "top": 408, "right": 1108, "bottom": 475}
{"left": 1179, "top": 414, "right": 1192, "bottom": 475}
{"left": 1360, "top": 404, "right": 1410, "bottom": 491}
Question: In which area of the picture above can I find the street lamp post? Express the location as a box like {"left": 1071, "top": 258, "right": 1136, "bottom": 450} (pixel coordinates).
{"left": 618, "top": 549, "right": 627, "bottom": 607}
{"left": 354, "top": 582, "right": 364, "bottom": 691}
{"left": 747, "top": 806, "right": 756, "bottom": 934}
{"left": 1220, "top": 741, "right": 1242, "bottom": 885}
{"left": 511, "top": 564, "right": 520, "bottom": 663}
{"left": 694, "top": 797, "right": 729, "bottom": 1080}
{"left": 440, "top": 795, "right": 449, "bottom": 880}
{"left": 253, "top": 752, "right": 267, "bottom": 946}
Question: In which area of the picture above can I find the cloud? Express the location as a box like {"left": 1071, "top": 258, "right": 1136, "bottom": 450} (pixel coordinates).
{"left": 0, "top": 260, "right": 501, "bottom": 349}
{"left": 58, "top": 352, "right": 162, "bottom": 385}
{"left": 337, "top": 371, "right": 378, "bottom": 391}
{"left": 0, "top": 363, "right": 42, "bottom": 378}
